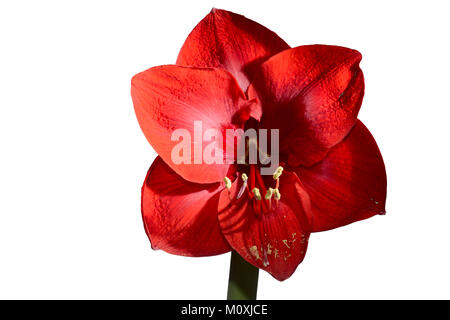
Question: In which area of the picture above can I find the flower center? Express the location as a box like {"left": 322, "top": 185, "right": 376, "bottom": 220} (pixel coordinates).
{"left": 223, "top": 118, "right": 284, "bottom": 214}
{"left": 224, "top": 165, "right": 283, "bottom": 215}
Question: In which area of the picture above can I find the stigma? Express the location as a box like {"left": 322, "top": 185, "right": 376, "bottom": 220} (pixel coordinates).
{"left": 236, "top": 173, "right": 248, "bottom": 199}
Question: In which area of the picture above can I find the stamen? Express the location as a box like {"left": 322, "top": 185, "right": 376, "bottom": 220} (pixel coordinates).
{"left": 255, "top": 169, "right": 270, "bottom": 213}
{"left": 223, "top": 177, "right": 231, "bottom": 190}
{"left": 273, "top": 188, "right": 281, "bottom": 200}
{"left": 273, "top": 166, "right": 284, "bottom": 180}
{"left": 236, "top": 173, "right": 248, "bottom": 200}
{"left": 265, "top": 188, "right": 273, "bottom": 200}
{"left": 252, "top": 187, "right": 262, "bottom": 200}
{"left": 265, "top": 188, "right": 273, "bottom": 210}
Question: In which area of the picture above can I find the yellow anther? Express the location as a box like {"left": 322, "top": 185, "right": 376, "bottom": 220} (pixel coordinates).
{"left": 265, "top": 188, "right": 273, "bottom": 200}
{"left": 224, "top": 177, "right": 231, "bottom": 190}
{"left": 241, "top": 173, "right": 248, "bottom": 182}
{"left": 273, "top": 166, "right": 284, "bottom": 180}
{"left": 252, "top": 188, "right": 262, "bottom": 200}
{"left": 273, "top": 188, "right": 281, "bottom": 200}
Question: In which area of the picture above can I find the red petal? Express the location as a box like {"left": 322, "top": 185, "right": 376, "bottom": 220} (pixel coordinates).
{"left": 141, "top": 157, "right": 231, "bottom": 256}
{"left": 293, "top": 120, "right": 387, "bottom": 232}
{"left": 131, "top": 65, "right": 260, "bottom": 183}
{"left": 177, "top": 8, "right": 289, "bottom": 91}
{"left": 218, "top": 171, "right": 311, "bottom": 281}
{"left": 247, "top": 45, "right": 364, "bottom": 166}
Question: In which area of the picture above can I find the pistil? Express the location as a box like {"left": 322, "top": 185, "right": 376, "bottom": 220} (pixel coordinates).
{"left": 255, "top": 169, "right": 269, "bottom": 213}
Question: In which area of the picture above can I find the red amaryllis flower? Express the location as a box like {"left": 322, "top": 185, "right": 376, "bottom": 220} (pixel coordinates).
{"left": 131, "top": 9, "right": 386, "bottom": 281}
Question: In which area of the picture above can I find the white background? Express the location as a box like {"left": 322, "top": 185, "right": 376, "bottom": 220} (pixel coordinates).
{"left": 1, "top": 0, "right": 449, "bottom": 299}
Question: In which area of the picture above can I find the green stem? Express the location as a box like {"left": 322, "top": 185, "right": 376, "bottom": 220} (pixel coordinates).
{"left": 227, "top": 251, "right": 259, "bottom": 300}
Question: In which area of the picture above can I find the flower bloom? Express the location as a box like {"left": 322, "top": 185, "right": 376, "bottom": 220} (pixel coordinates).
{"left": 131, "top": 9, "right": 387, "bottom": 281}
